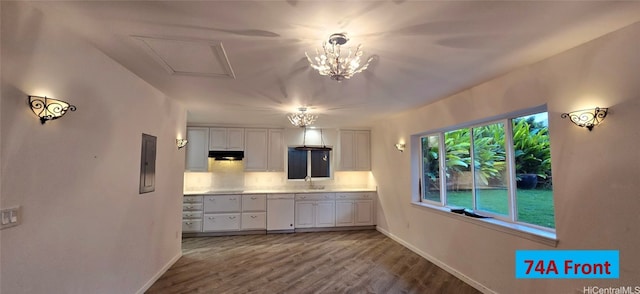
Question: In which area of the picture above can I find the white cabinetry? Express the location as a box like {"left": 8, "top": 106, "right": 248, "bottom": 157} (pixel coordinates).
{"left": 295, "top": 193, "right": 335, "bottom": 228}
{"left": 182, "top": 196, "right": 203, "bottom": 232}
{"left": 335, "top": 192, "right": 375, "bottom": 226}
{"left": 244, "top": 128, "right": 284, "bottom": 171}
{"left": 203, "top": 195, "right": 241, "bottom": 231}
{"left": 241, "top": 194, "right": 266, "bottom": 230}
{"left": 209, "top": 128, "right": 244, "bottom": 151}
{"left": 267, "top": 129, "right": 284, "bottom": 171}
{"left": 185, "top": 127, "right": 209, "bottom": 171}
{"left": 339, "top": 130, "right": 371, "bottom": 171}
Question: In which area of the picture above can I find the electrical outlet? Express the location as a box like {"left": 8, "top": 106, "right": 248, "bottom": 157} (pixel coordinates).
{"left": 0, "top": 206, "right": 21, "bottom": 230}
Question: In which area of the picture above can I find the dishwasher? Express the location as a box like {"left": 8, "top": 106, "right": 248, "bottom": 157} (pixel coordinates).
{"left": 266, "top": 194, "right": 295, "bottom": 232}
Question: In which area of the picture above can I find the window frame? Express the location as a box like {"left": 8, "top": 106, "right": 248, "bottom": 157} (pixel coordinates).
{"left": 416, "top": 106, "right": 555, "bottom": 234}
{"left": 286, "top": 147, "right": 333, "bottom": 181}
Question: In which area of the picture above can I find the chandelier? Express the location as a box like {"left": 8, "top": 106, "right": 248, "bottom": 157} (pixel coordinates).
{"left": 305, "top": 33, "right": 373, "bottom": 82}
{"left": 288, "top": 107, "right": 317, "bottom": 127}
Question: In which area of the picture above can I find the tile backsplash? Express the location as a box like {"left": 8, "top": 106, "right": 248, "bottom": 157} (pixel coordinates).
{"left": 184, "top": 160, "right": 376, "bottom": 192}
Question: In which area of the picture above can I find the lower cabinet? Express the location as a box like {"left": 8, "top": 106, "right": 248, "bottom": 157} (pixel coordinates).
{"left": 241, "top": 212, "right": 266, "bottom": 230}
{"left": 184, "top": 191, "right": 375, "bottom": 235}
{"left": 295, "top": 193, "right": 336, "bottom": 228}
{"left": 183, "top": 196, "right": 203, "bottom": 232}
{"left": 204, "top": 213, "right": 241, "bottom": 231}
{"left": 335, "top": 192, "right": 375, "bottom": 226}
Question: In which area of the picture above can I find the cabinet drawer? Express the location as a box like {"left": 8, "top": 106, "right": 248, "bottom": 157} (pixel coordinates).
{"left": 335, "top": 192, "right": 374, "bottom": 200}
{"left": 182, "top": 220, "right": 202, "bottom": 232}
{"left": 183, "top": 196, "right": 203, "bottom": 204}
{"left": 241, "top": 212, "right": 266, "bottom": 230}
{"left": 242, "top": 194, "right": 266, "bottom": 211}
{"left": 204, "top": 195, "right": 241, "bottom": 213}
{"left": 182, "top": 203, "right": 203, "bottom": 212}
{"left": 203, "top": 213, "right": 241, "bottom": 231}
{"left": 295, "top": 193, "right": 335, "bottom": 201}
{"left": 182, "top": 211, "right": 203, "bottom": 219}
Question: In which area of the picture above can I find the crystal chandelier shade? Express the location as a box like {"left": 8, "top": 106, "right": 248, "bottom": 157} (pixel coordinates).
{"left": 288, "top": 107, "right": 317, "bottom": 127}
{"left": 305, "top": 33, "right": 373, "bottom": 82}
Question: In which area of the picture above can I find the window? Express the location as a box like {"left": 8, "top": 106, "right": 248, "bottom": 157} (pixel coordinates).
{"left": 419, "top": 111, "right": 554, "bottom": 229}
{"left": 287, "top": 148, "right": 331, "bottom": 180}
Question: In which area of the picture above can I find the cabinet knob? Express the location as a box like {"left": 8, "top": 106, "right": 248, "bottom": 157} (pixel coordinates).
{"left": 230, "top": 197, "right": 236, "bottom": 200}
{"left": 186, "top": 222, "right": 192, "bottom": 225}
{"left": 229, "top": 216, "right": 236, "bottom": 219}
{"left": 251, "top": 197, "right": 257, "bottom": 200}
{"left": 209, "top": 198, "right": 215, "bottom": 201}
{"left": 251, "top": 215, "right": 257, "bottom": 219}
{"left": 209, "top": 217, "right": 215, "bottom": 220}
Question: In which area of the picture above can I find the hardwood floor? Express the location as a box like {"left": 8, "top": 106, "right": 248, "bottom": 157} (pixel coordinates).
{"left": 146, "top": 230, "right": 481, "bottom": 294}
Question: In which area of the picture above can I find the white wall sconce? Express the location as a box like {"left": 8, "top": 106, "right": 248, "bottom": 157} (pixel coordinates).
{"left": 176, "top": 139, "right": 188, "bottom": 150}
{"left": 561, "top": 107, "right": 608, "bottom": 131}
{"left": 395, "top": 143, "right": 405, "bottom": 152}
{"left": 28, "top": 95, "right": 76, "bottom": 124}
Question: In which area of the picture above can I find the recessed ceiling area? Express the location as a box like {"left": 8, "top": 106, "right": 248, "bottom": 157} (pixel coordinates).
{"left": 24, "top": 1, "right": 640, "bottom": 128}
{"left": 133, "top": 36, "right": 235, "bottom": 78}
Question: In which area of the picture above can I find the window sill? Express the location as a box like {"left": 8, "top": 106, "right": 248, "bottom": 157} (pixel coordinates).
{"left": 411, "top": 202, "right": 558, "bottom": 247}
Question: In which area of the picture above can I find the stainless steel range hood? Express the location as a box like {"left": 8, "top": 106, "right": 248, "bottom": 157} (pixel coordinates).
{"left": 208, "top": 151, "right": 244, "bottom": 160}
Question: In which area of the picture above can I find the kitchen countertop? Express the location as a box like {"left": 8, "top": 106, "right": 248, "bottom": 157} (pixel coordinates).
{"left": 184, "top": 187, "right": 377, "bottom": 196}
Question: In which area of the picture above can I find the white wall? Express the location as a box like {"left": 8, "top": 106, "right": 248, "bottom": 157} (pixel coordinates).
{"left": 1, "top": 2, "right": 186, "bottom": 294}
{"left": 372, "top": 22, "right": 640, "bottom": 293}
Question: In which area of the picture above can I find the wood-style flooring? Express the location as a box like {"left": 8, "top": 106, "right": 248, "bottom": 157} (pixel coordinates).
{"left": 146, "top": 230, "right": 481, "bottom": 294}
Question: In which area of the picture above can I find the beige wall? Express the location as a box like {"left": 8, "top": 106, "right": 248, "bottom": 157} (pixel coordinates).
{"left": 372, "top": 22, "right": 640, "bottom": 293}
{"left": 1, "top": 2, "right": 186, "bottom": 294}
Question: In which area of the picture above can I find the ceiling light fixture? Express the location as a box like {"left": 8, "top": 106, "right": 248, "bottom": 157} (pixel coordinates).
{"left": 305, "top": 33, "right": 373, "bottom": 82}
{"left": 288, "top": 107, "right": 317, "bottom": 127}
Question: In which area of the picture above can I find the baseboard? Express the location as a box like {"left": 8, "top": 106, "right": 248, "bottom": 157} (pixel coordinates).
{"left": 135, "top": 250, "right": 182, "bottom": 294}
{"left": 376, "top": 227, "right": 496, "bottom": 294}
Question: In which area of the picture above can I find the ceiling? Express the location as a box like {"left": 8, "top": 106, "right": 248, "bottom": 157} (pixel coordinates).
{"left": 27, "top": 1, "right": 640, "bottom": 128}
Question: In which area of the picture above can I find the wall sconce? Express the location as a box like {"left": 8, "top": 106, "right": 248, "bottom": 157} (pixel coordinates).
{"left": 561, "top": 107, "right": 608, "bottom": 131}
{"left": 28, "top": 95, "right": 76, "bottom": 124}
{"left": 176, "top": 139, "right": 188, "bottom": 150}
{"left": 395, "top": 143, "right": 405, "bottom": 152}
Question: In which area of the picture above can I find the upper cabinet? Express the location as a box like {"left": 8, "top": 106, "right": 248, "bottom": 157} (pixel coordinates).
{"left": 339, "top": 130, "right": 371, "bottom": 171}
{"left": 185, "top": 127, "right": 210, "bottom": 172}
{"left": 267, "top": 129, "right": 284, "bottom": 171}
{"left": 209, "top": 128, "right": 244, "bottom": 151}
{"left": 244, "top": 128, "right": 284, "bottom": 172}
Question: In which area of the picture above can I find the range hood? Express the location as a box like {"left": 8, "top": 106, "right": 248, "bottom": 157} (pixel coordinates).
{"left": 208, "top": 151, "right": 244, "bottom": 160}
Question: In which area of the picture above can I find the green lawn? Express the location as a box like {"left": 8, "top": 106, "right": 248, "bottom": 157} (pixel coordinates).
{"left": 443, "top": 189, "right": 555, "bottom": 228}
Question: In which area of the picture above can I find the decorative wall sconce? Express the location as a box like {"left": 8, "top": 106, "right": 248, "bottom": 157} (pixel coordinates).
{"left": 176, "top": 139, "right": 188, "bottom": 150}
{"left": 561, "top": 107, "right": 608, "bottom": 131}
{"left": 28, "top": 95, "right": 76, "bottom": 124}
{"left": 395, "top": 143, "right": 405, "bottom": 152}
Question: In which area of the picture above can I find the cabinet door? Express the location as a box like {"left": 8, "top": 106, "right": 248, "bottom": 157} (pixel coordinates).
{"left": 242, "top": 194, "right": 266, "bottom": 211}
{"left": 339, "top": 130, "right": 355, "bottom": 170}
{"left": 185, "top": 127, "right": 209, "bottom": 171}
{"left": 182, "top": 220, "right": 203, "bottom": 232}
{"left": 335, "top": 200, "right": 355, "bottom": 226}
{"left": 267, "top": 129, "right": 284, "bottom": 171}
{"left": 203, "top": 213, "right": 240, "bottom": 231}
{"left": 227, "top": 129, "right": 245, "bottom": 150}
{"left": 316, "top": 201, "right": 335, "bottom": 227}
{"left": 295, "top": 201, "right": 315, "bottom": 228}
{"left": 244, "top": 129, "right": 268, "bottom": 171}
{"left": 241, "top": 212, "right": 266, "bottom": 230}
{"left": 354, "top": 200, "right": 374, "bottom": 226}
{"left": 355, "top": 131, "right": 371, "bottom": 170}
{"left": 204, "top": 195, "right": 241, "bottom": 213}
{"left": 209, "top": 128, "right": 227, "bottom": 150}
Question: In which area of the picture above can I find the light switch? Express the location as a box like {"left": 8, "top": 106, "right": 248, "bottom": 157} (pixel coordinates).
{"left": 0, "top": 206, "right": 20, "bottom": 229}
